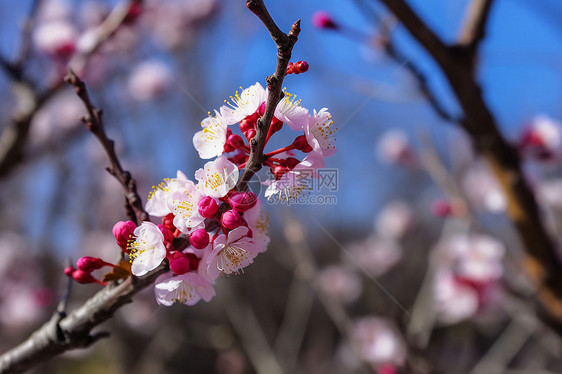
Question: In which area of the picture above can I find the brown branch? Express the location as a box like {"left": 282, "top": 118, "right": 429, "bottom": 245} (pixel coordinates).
{"left": 64, "top": 70, "right": 148, "bottom": 225}
{"left": 376, "top": 0, "right": 562, "bottom": 335}
{"left": 457, "top": 0, "right": 495, "bottom": 59}
{"left": 236, "top": 0, "right": 300, "bottom": 191}
{"left": 0, "top": 264, "right": 168, "bottom": 374}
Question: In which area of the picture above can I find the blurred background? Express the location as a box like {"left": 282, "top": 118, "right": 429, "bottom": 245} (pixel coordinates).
{"left": 1, "top": 0, "right": 562, "bottom": 373}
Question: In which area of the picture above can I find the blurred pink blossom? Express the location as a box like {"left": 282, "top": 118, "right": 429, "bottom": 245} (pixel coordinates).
{"left": 348, "top": 236, "right": 403, "bottom": 276}
{"left": 127, "top": 61, "right": 171, "bottom": 101}
{"left": 377, "top": 130, "right": 415, "bottom": 166}
{"left": 317, "top": 265, "right": 363, "bottom": 304}
{"left": 462, "top": 162, "right": 506, "bottom": 213}
{"left": 374, "top": 200, "right": 413, "bottom": 240}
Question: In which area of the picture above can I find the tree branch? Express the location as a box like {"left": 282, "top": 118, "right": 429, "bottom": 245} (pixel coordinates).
{"left": 0, "top": 265, "right": 168, "bottom": 374}
{"left": 457, "top": 0, "right": 495, "bottom": 59}
{"left": 64, "top": 70, "right": 148, "bottom": 225}
{"left": 376, "top": 0, "right": 562, "bottom": 335}
{"left": 236, "top": 0, "right": 300, "bottom": 191}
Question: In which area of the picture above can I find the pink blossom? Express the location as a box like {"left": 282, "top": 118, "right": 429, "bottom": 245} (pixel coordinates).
{"left": 193, "top": 112, "right": 229, "bottom": 159}
{"left": 127, "top": 61, "right": 171, "bottom": 101}
{"left": 317, "top": 265, "right": 362, "bottom": 304}
{"left": 312, "top": 11, "right": 338, "bottom": 30}
{"left": 243, "top": 199, "right": 270, "bottom": 253}
{"left": 206, "top": 226, "right": 257, "bottom": 279}
{"left": 264, "top": 153, "right": 325, "bottom": 200}
{"left": 350, "top": 317, "right": 407, "bottom": 368}
{"left": 221, "top": 82, "right": 267, "bottom": 125}
{"left": 146, "top": 170, "right": 191, "bottom": 217}
{"left": 195, "top": 157, "right": 239, "bottom": 199}
{"left": 374, "top": 200, "right": 413, "bottom": 240}
{"left": 168, "top": 180, "right": 206, "bottom": 233}
{"left": 34, "top": 21, "right": 77, "bottom": 58}
{"left": 129, "top": 221, "right": 167, "bottom": 276}
{"left": 433, "top": 269, "right": 479, "bottom": 325}
{"left": 348, "top": 236, "right": 403, "bottom": 276}
{"left": 304, "top": 108, "right": 337, "bottom": 157}
{"left": 154, "top": 272, "right": 215, "bottom": 306}
{"left": 274, "top": 91, "right": 310, "bottom": 131}
{"left": 462, "top": 162, "right": 506, "bottom": 213}
{"left": 377, "top": 130, "right": 415, "bottom": 165}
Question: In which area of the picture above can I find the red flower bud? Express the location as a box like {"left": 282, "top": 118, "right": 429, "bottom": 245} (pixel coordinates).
{"left": 71, "top": 270, "right": 105, "bottom": 285}
{"left": 64, "top": 266, "right": 75, "bottom": 277}
{"left": 76, "top": 256, "right": 110, "bottom": 272}
{"left": 312, "top": 11, "right": 338, "bottom": 30}
{"left": 158, "top": 224, "right": 174, "bottom": 248}
{"left": 169, "top": 252, "right": 190, "bottom": 275}
{"left": 240, "top": 116, "right": 256, "bottom": 133}
{"left": 162, "top": 213, "right": 176, "bottom": 231}
{"left": 285, "top": 157, "right": 301, "bottom": 170}
{"left": 245, "top": 128, "right": 257, "bottom": 141}
{"left": 112, "top": 221, "right": 137, "bottom": 251}
{"left": 293, "top": 135, "right": 312, "bottom": 152}
{"left": 189, "top": 228, "right": 210, "bottom": 249}
{"left": 274, "top": 165, "right": 290, "bottom": 180}
{"left": 228, "top": 191, "right": 257, "bottom": 212}
{"left": 221, "top": 209, "right": 242, "bottom": 230}
{"left": 198, "top": 196, "right": 219, "bottom": 218}
{"left": 269, "top": 117, "right": 283, "bottom": 133}
{"left": 228, "top": 134, "right": 245, "bottom": 149}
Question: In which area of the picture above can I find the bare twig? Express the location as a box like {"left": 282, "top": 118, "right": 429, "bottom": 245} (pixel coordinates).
{"left": 457, "top": 0, "right": 496, "bottom": 61}
{"left": 0, "top": 264, "right": 168, "bottom": 374}
{"left": 236, "top": 0, "right": 300, "bottom": 191}
{"left": 375, "top": 0, "right": 562, "bottom": 335}
{"left": 64, "top": 70, "right": 148, "bottom": 225}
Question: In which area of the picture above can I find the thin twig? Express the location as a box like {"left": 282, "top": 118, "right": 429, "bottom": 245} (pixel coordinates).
{"left": 64, "top": 70, "right": 148, "bottom": 224}
{"left": 457, "top": 0, "right": 496, "bottom": 62}
{"left": 236, "top": 0, "right": 300, "bottom": 191}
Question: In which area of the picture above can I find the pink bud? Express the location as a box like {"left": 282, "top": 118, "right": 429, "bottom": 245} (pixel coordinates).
{"left": 284, "top": 157, "right": 301, "bottom": 170}
{"left": 228, "top": 134, "right": 245, "bottom": 149}
{"left": 71, "top": 270, "right": 104, "bottom": 285}
{"left": 77, "top": 256, "right": 109, "bottom": 272}
{"left": 245, "top": 128, "right": 256, "bottom": 141}
{"left": 293, "top": 135, "right": 312, "bottom": 152}
{"left": 64, "top": 266, "right": 75, "bottom": 277}
{"left": 269, "top": 117, "right": 283, "bottom": 133}
{"left": 240, "top": 116, "right": 256, "bottom": 133}
{"left": 229, "top": 192, "right": 257, "bottom": 212}
{"left": 431, "top": 200, "right": 453, "bottom": 217}
{"left": 169, "top": 252, "right": 190, "bottom": 275}
{"left": 198, "top": 196, "right": 219, "bottom": 218}
{"left": 189, "top": 228, "right": 210, "bottom": 249}
{"left": 158, "top": 224, "right": 174, "bottom": 248}
{"left": 294, "top": 61, "right": 309, "bottom": 74}
{"left": 112, "top": 221, "right": 137, "bottom": 250}
{"left": 221, "top": 209, "right": 242, "bottom": 230}
{"left": 124, "top": 2, "right": 142, "bottom": 23}
{"left": 312, "top": 11, "right": 338, "bottom": 30}
{"left": 162, "top": 213, "right": 176, "bottom": 231}
{"left": 273, "top": 165, "right": 290, "bottom": 180}
{"left": 186, "top": 253, "right": 201, "bottom": 271}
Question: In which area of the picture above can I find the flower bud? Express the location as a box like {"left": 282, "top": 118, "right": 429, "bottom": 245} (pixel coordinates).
{"left": 312, "top": 11, "right": 338, "bottom": 30}
{"left": 186, "top": 253, "right": 201, "bottom": 271}
{"left": 71, "top": 270, "right": 104, "bottom": 285}
{"left": 198, "top": 196, "right": 219, "bottom": 218}
{"left": 170, "top": 252, "right": 190, "bottom": 275}
{"left": 228, "top": 153, "right": 249, "bottom": 165}
{"left": 294, "top": 61, "right": 309, "bottom": 74}
{"left": 158, "top": 224, "right": 174, "bottom": 248}
{"left": 245, "top": 128, "right": 257, "bottom": 141}
{"left": 293, "top": 135, "right": 312, "bottom": 152}
{"left": 112, "top": 221, "right": 136, "bottom": 250}
{"left": 228, "top": 134, "right": 245, "bottom": 149}
{"left": 240, "top": 116, "right": 256, "bottom": 133}
{"left": 162, "top": 213, "right": 176, "bottom": 231}
{"left": 257, "top": 102, "right": 266, "bottom": 117}
{"left": 189, "top": 228, "right": 210, "bottom": 249}
{"left": 285, "top": 157, "right": 301, "bottom": 169}
{"left": 77, "top": 256, "right": 109, "bottom": 272}
{"left": 269, "top": 117, "right": 283, "bottom": 133}
{"left": 64, "top": 266, "right": 75, "bottom": 277}
{"left": 221, "top": 209, "right": 242, "bottom": 230}
{"left": 274, "top": 165, "right": 290, "bottom": 180}
{"left": 229, "top": 191, "right": 257, "bottom": 212}
{"left": 431, "top": 200, "right": 453, "bottom": 217}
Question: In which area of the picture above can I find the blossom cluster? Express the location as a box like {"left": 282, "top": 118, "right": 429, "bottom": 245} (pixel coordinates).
{"left": 65, "top": 67, "right": 336, "bottom": 307}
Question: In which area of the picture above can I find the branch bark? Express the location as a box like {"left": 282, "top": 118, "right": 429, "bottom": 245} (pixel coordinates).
{"left": 236, "top": 0, "right": 300, "bottom": 191}
{"left": 376, "top": 0, "right": 562, "bottom": 333}
{"left": 64, "top": 70, "right": 148, "bottom": 225}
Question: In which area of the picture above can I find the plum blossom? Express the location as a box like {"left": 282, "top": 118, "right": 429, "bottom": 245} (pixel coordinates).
{"left": 377, "top": 129, "right": 414, "bottom": 165}
{"left": 374, "top": 200, "right": 413, "bottom": 240}
{"left": 462, "top": 162, "right": 506, "bottom": 213}
{"left": 129, "top": 221, "right": 167, "bottom": 276}
{"left": 154, "top": 272, "right": 215, "bottom": 306}
{"left": 348, "top": 236, "right": 403, "bottom": 276}
{"left": 168, "top": 183, "right": 206, "bottom": 233}
{"left": 206, "top": 226, "right": 257, "bottom": 279}
{"left": 195, "top": 157, "right": 239, "bottom": 198}
{"left": 519, "top": 114, "right": 562, "bottom": 159}
{"left": 433, "top": 269, "right": 479, "bottom": 325}
{"left": 193, "top": 113, "right": 229, "bottom": 159}
{"left": 146, "top": 170, "right": 192, "bottom": 216}
{"left": 274, "top": 91, "right": 310, "bottom": 131}
{"left": 222, "top": 82, "right": 267, "bottom": 124}
{"left": 244, "top": 199, "right": 270, "bottom": 253}
{"left": 317, "top": 265, "right": 363, "bottom": 304}
{"left": 432, "top": 233, "right": 505, "bottom": 324}
{"left": 34, "top": 21, "right": 77, "bottom": 58}
{"left": 341, "top": 317, "right": 406, "bottom": 371}
{"left": 127, "top": 61, "right": 171, "bottom": 101}
{"left": 304, "top": 108, "right": 337, "bottom": 157}
{"left": 265, "top": 153, "right": 325, "bottom": 200}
